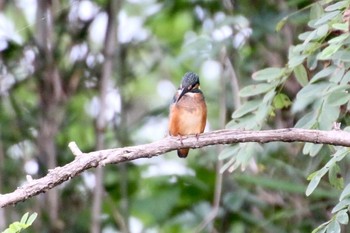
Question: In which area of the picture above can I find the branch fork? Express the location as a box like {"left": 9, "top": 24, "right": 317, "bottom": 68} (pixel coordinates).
{"left": 1, "top": 128, "right": 350, "bottom": 207}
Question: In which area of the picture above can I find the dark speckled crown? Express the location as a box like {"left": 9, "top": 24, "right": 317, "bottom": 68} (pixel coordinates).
{"left": 181, "top": 72, "right": 200, "bottom": 88}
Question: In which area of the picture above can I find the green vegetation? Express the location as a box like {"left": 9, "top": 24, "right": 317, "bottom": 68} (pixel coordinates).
{"left": 1, "top": 0, "right": 350, "bottom": 232}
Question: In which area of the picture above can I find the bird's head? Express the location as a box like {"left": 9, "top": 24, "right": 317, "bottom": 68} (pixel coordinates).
{"left": 177, "top": 72, "right": 200, "bottom": 103}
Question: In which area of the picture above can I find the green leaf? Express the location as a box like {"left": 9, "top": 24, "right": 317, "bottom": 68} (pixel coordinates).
{"left": 319, "top": 103, "right": 340, "bottom": 130}
{"left": 221, "top": 143, "right": 261, "bottom": 172}
{"left": 323, "top": 84, "right": 350, "bottom": 95}
{"left": 27, "top": 212, "right": 38, "bottom": 225}
{"left": 226, "top": 114, "right": 258, "bottom": 130}
{"left": 301, "top": 24, "right": 328, "bottom": 45}
{"left": 294, "top": 64, "right": 308, "bottom": 86}
{"left": 337, "top": 51, "right": 350, "bottom": 62}
{"left": 306, "top": 174, "right": 322, "bottom": 196}
{"left": 326, "top": 220, "right": 340, "bottom": 233}
{"left": 273, "top": 93, "right": 291, "bottom": 109}
{"left": 302, "top": 30, "right": 318, "bottom": 45}
{"left": 297, "top": 83, "right": 329, "bottom": 99}
{"left": 239, "top": 83, "right": 274, "bottom": 97}
{"left": 306, "top": 167, "right": 328, "bottom": 196}
{"left": 316, "top": 24, "right": 329, "bottom": 38}
{"left": 325, "top": 1, "right": 348, "bottom": 12}
{"left": 220, "top": 156, "right": 235, "bottom": 173}
{"left": 292, "top": 43, "right": 307, "bottom": 53}
{"left": 288, "top": 54, "right": 307, "bottom": 68}
{"left": 307, "top": 50, "right": 319, "bottom": 69}
{"left": 318, "top": 44, "right": 342, "bottom": 60}
{"left": 340, "top": 70, "right": 350, "bottom": 84}
{"left": 292, "top": 93, "right": 318, "bottom": 113}
{"left": 326, "top": 91, "right": 350, "bottom": 106}
{"left": 299, "top": 31, "right": 312, "bottom": 41}
{"left": 331, "top": 148, "right": 349, "bottom": 163}
{"left": 329, "top": 164, "right": 344, "bottom": 189}
{"left": 232, "top": 100, "right": 261, "bottom": 118}
{"left": 328, "top": 33, "right": 349, "bottom": 44}
{"left": 252, "top": 67, "right": 284, "bottom": 81}
{"left": 310, "top": 66, "right": 336, "bottom": 83}
{"left": 331, "top": 23, "right": 349, "bottom": 32}
{"left": 2, "top": 212, "right": 37, "bottom": 233}
{"left": 310, "top": 144, "right": 323, "bottom": 157}
{"left": 312, "top": 222, "right": 328, "bottom": 233}
{"left": 303, "top": 142, "right": 313, "bottom": 155}
{"left": 294, "top": 112, "right": 316, "bottom": 129}
{"left": 330, "top": 50, "right": 350, "bottom": 61}
{"left": 310, "top": 2, "right": 324, "bottom": 20}
{"left": 315, "top": 10, "right": 341, "bottom": 26}
{"left": 263, "top": 89, "right": 276, "bottom": 103}
{"left": 307, "top": 170, "right": 319, "bottom": 181}
{"left": 232, "top": 143, "right": 261, "bottom": 171}
{"left": 336, "top": 209, "right": 349, "bottom": 225}
{"left": 255, "top": 104, "right": 271, "bottom": 122}
{"left": 276, "top": 16, "right": 287, "bottom": 32}
{"left": 330, "top": 67, "right": 345, "bottom": 83}
{"left": 218, "top": 145, "right": 239, "bottom": 160}
{"left": 20, "top": 212, "right": 29, "bottom": 224}
{"left": 340, "top": 183, "right": 350, "bottom": 201}
{"left": 332, "top": 198, "right": 350, "bottom": 213}
{"left": 8, "top": 222, "right": 23, "bottom": 232}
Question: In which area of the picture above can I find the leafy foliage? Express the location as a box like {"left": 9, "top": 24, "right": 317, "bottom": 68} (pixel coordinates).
{"left": 220, "top": 0, "right": 350, "bottom": 232}
{"left": 2, "top": 213, "right": 37, "bottom": 233}
{"left": 2, "top": 0, "right": 350, "bottom": 232}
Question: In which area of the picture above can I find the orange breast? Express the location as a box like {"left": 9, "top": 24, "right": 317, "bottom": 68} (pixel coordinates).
{"left": 168, "top": 92, "right": 207, "bottom": 136}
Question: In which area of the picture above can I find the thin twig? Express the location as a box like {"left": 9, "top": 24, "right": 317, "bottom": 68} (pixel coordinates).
{"left": 1, "top": 128, "right": 350, "bottom": 208}
{"left": 195, "top": 50, "right": 232, "bottom": 232}
{"left": 91, "top": 0, "right": 119, "bottom": 232}
{"left": 68, "top": 142, "right": 83, "bottom": 156}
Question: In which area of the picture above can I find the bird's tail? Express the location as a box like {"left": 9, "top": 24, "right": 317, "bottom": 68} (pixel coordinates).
{"left": 177, "top": 148, "right": 189, "bottom": 158}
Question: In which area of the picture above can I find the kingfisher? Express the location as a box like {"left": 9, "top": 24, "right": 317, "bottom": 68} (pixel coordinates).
{"left": 168, "top": 72, "right": 207, "bottom": 158}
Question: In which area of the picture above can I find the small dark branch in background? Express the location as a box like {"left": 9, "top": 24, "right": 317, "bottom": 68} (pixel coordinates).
{"left": 35, "top": 0, "right": 62, "bottom": 230}
{"left": 1, "top": 128, "right": 350, "bottom": 208}
{"left": 91, "top": 0, "right": 119, "bottom": 232}
{"left": 0, "top": 127, "right": 5, "bottom": 229}
{"left": 195, "top": 48, "right": 236, "bottom": 232}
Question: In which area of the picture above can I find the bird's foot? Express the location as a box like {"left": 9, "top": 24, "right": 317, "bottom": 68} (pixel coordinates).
{"left": 194, "top": 134, "right": 201, "bottom": 148}
{"left": 195, "top": 133, "right": 200, "bottom": 142}
{"left": 179, "top": 135, "right": 184, "bottom": 145}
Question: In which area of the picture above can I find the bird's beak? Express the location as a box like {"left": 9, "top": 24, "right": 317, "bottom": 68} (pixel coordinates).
{"left": 176, "top": 85, "right": 192, "bottom": 103}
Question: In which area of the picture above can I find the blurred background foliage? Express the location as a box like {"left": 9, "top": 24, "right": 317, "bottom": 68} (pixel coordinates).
{"left": 0, "top": 0, "right": 349, "bottom": 232}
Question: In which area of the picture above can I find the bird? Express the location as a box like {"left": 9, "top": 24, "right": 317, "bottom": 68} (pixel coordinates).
{"left": 168, "top": 72, "right": 207, "bottom": 158}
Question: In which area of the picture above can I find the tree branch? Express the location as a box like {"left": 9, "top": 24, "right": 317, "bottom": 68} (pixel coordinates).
{"left": 1, "top": 128, "right": 350, "bottom": 208}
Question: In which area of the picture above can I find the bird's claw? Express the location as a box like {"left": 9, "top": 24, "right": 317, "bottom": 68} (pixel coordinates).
{"left": 195, "top": 133, "right": 199, "bottom": 141}
{"left": 179, "top": 135, "right": 184, "bottom": 145}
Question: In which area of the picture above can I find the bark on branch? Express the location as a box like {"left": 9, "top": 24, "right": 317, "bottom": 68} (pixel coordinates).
{"left": 1, "top": 128, "right": 350, "bottom": 208}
